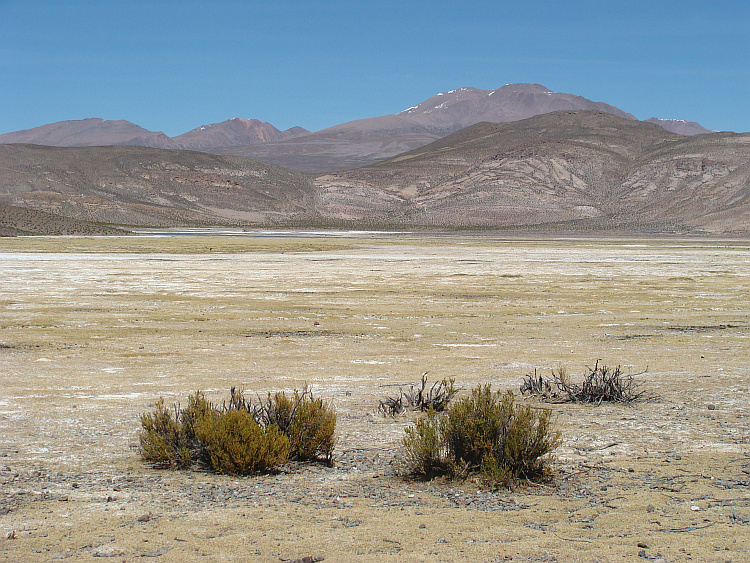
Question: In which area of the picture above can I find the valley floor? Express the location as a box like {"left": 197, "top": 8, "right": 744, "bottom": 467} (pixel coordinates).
{"left": 1, "top": 233, "right": 748, "bottom": 562}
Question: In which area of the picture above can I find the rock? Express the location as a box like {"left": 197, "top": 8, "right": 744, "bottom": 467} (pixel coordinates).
{"left": 137, "top": 513, "right": 151, "bottom": 522}
{"left": 92, "top": 546, "right": 125, "bottom": 557}
{"left": 637, "top": 542, "right": 649, "bottom": 548}
{"left": 646, "top": 504, "right": 655, "bottom": 513}
{"left": 707, "top": 404, "right": 717, "bottom": 410}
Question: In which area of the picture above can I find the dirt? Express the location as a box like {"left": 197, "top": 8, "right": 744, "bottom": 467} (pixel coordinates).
{"left": 0, "top": 233, "right": 748, "bottom": 562}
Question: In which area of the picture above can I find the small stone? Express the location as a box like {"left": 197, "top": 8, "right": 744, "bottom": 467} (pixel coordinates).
{"left": 707, "top": 404, "right": 717, "bottom": 410}
{"left": 419, "top": 523, "right": 426, "bottom": 529}
{"left": 436, "top": 537, "right": 448, "bottom": 544}
{"left": 638, "top": 549, "right": 646, "bottom": 558}
{"left": 136, "top": 513, "right": 151, "bottom": 522}
{"left": 637, "top": 542, "right": 649, "bottom": 548}
{"left": 646, "top": 504, "right": 655, "bottom": 513}
{"left": 92, "top": 546, "right": 125, "bottom": 557}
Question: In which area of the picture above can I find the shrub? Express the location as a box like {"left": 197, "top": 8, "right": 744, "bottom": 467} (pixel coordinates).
{"left": 287, "top": 392, "right": 337, "bottom": 463}
{"left": 138, "top": 399, "right": 191, "bottom": 470}
{"left": 379, "top": 373, "right": 458, "bottom": 416}
{"left": 138, "top": 387, "right": 336, "bottom": 474}
{"left": 521, "top": 361, "right": 648, "bottom": 404}
{"left": 195, "top": 409, "right": 290, "bottom": 474}
{"left": 250, "top": 388, "right": 337, "bottom": 462}
{"left": 402, "top": 409, "right": 449, "bottom": 477}
{"left": 402, "top": 385, "right": 561, "bottom": 488}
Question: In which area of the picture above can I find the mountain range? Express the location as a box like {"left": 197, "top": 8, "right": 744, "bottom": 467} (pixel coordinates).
{"left": 1, "top": 110, "right": 747, "bottom": 235}
{"left": 0, "top": 83, "right": 715, "bottom": 173}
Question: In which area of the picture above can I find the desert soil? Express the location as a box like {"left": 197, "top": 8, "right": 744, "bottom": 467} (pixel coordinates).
{"left": 0, "top": 233, "right": 748, "bottom": 562}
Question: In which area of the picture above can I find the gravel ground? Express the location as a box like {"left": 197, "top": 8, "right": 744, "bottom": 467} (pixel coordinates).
{"left": 1, "top": 233, "right": 748, "bottom": 562}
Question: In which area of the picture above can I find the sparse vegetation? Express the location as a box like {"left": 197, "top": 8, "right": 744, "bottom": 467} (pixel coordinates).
{"left": 378, "top": 373, "right": 458, "bottom": 416}
{"left": 139, "top": 387, "right": 336, "bottom": 474}
{"left": 520, "top": 361, "right": 649, "bottom": 404}
{"left": 402, "top": 385, "right": 561, "bottom": 488}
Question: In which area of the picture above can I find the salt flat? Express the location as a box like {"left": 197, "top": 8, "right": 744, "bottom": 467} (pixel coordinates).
{"left": 1, "top": 234, "right": 748, "bottom": 562}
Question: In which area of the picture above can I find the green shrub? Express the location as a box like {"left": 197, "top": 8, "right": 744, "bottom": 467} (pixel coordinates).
{"left": 402, "top": 385, "right": 561, "bottom": 487}
{"left": 195, "top": 409, "right": 290, "bottom": 474}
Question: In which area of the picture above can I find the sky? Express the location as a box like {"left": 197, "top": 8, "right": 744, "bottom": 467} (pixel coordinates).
{"left": 1, "top": 0, "right": 748, "bottom": 136}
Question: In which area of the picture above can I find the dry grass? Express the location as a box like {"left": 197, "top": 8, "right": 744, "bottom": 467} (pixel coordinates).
{"left": 1, "top": 233, "right": 749, "bottom": 562}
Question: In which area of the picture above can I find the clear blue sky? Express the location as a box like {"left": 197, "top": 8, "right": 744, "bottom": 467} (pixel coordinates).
{"left": 2, "top": 0, "right": 748, "bottom": 136}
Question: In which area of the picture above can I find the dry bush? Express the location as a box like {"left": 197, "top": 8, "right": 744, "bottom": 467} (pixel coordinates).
{"left": 194, "top": 409, "right": 290, "bottom": 474}
{"left": 138, "top": 387, "right": 336, "bottom": 474}
{"left": 402, "top": 385, "right": 561, "bottom": 488}
{"left": 379, "top": 373, "right": 458, "bottom": 416}
{"left": 139, "top": 398, "right": 192, "bottom": 470}
{"left": 521, "top": 361, "right": 648, "bottom": 404}
{"left": 288, "top": 393, "right": 337, "bottom": 463}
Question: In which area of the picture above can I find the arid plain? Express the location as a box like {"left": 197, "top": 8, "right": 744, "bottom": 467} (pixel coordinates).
{"left": 1, "top": 233, "right": 748, "bottom": 562}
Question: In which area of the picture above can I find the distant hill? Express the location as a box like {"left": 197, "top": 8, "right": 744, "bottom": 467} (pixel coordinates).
{"left": 645, "top": 117, "right": 715, "bottom": 136}
{"left": 172, "top": 118, "right": 309, "bottom": 151}
{"left": 1, "top": 84, "right": 716, "bottom": 173}
{"left": 314, "top": 111, "right": 750, "bottom": 232}
{"left": 2, "top": 111, "right": 747, "bottom": 235}
{"left": 0, "top": 144, "right": 318, "bottom": 230}
{"left": 0, "top": 118, "right": 176, "bottom": 149}
{"left": 216, "top": 83, "right": 641, "bottom": 172}
{"left": 0, "top": 118, "right": 309, "bottom": 152}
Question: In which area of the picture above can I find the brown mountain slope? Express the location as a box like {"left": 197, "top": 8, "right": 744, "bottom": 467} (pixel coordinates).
{"left": 0, "top": 117, "right": 309, "bottom": 153}
{"left": 1, "top": 112, "right": 747, "bottom": 233}
{"left": 213, "top": 83, "right": 642, "bottom": 172}
{"left": 315, "top": 111, "right": 750, "bottom": 232}
{"left": 645, "top": 118, "right": 715, "bottom": 136}
{"left": 0, "top": 118, "right": 176, "bottom": 149}
{"left": 0, "top": 144, "right": 317, "bottom": 227}
{"left": 173, "top": 118, "right": 310, "bottom": 151}
{"left": 0, "top": 204, "right": 131, "bottom": 236}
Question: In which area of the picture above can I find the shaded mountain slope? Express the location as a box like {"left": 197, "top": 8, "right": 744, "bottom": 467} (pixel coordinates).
{"left": 315, "top": 111, "right": 750, "bottom": 232}
{"left": 0, "top": 204, "right": 131, "bottom": 236}
{"left": 0, "top": 144, "right": 317, "bottom": 228}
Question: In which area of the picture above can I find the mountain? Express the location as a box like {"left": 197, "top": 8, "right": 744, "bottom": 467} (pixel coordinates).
{"left": 395, "top": 83, "right": 635, "bottom": 130}
{"left": 0, "top": 144, "right": 317, "bottom": 228}
{"left": 0, "top": 203, "right": 131, "bottom": 236}
{"left": 645, "top": 117, "right": 715, "bottom": 136}
{"left": 172, "top": 118, "right": 310, "bottom": 151}
{"left": 2, "top": 111, "right": 747, "bottom": 234}
{"left": 1, "top": 84, "right": 715, "bottom": 174}
{"left": 313, "top": 110, "right": 750, "bottom": 232}
{"left": 0, "top": 117, "right": 309, "bottom": 152}
{"left": 0, "top": 118, "right": 177, "bottom": 149}
{"left": 215, "top": 83, "right": 640, "bottom": 172}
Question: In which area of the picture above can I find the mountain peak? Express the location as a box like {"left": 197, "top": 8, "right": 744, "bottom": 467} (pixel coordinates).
{"left": 645, "top": 117, "right": 714, "bottom": 136}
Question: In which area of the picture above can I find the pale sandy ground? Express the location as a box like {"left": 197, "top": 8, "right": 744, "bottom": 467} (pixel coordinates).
{"left": 0, "top": 233, "right": 748, "bottom": 562}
